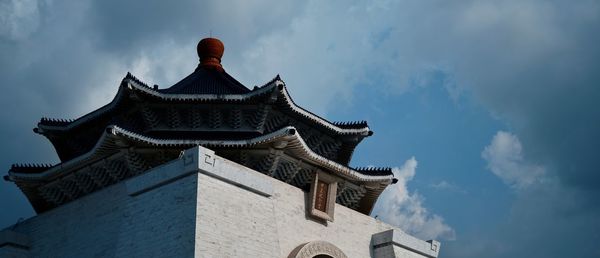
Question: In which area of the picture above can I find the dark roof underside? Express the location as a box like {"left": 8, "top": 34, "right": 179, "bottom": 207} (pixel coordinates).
{"left": 159, "top": 66, "right": 250, "bottom": 94}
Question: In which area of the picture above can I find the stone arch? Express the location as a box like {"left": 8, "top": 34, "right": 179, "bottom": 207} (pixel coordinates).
{"left": 289, "top": 240, "right": 348, "bottom": 258}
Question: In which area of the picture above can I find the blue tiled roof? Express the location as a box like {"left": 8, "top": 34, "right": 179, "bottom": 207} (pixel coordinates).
{"left": 159, "top": 66, "right": 250, "bottom": 94}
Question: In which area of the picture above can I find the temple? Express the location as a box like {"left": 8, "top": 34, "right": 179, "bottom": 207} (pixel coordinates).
{"left": 1, "top": 38, "right": 441, "bottom": 258}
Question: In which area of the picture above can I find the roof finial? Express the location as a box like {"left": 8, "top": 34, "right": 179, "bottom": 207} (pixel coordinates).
{"left": 197, "top": 37, "right": 224, "bottom": 72}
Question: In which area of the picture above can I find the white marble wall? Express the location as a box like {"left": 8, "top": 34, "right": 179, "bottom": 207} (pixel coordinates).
{"left": 0, "top": 146, "right": 440, "bottom": 258}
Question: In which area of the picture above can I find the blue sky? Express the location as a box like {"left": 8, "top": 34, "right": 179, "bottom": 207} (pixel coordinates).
{"left": 1, "top": 1, "right": 599, "bottom": 257}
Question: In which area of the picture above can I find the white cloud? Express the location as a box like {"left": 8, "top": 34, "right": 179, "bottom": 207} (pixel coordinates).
{"left": 430, "top": 180, "right": 453, "bottom": 190}
{"left": 482, "top": 131, "right": 545, "bottom": 189}
{"left": 233, "top": 0, "right": 433, "bottom": 114}
{"left": 373, "top": 157, "right": 455, "bottom": 241}
{"left": 429, "top": 180, "right": 466, "bottom": 194}
{"left": 0, "top": 0, "right": 41, "bottom": 41}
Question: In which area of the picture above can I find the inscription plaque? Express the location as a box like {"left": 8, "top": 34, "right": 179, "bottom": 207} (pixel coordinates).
{"left": 315, "top": 181, "right": 329, "bottom": 212}
{"left": 309, "top": 171, "right": 338, "bottom": 221}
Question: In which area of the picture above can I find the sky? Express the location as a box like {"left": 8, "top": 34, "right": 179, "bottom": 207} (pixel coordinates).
{"left": 1, "top": 0, "right": 599, "bottom": 257}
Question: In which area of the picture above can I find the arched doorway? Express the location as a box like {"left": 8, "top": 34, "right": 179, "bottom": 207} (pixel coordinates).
{"left": 289, "top": 241, "right": 348, "bottom": 258}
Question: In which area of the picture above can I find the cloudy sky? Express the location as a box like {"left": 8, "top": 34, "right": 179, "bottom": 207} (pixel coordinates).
{"left": 1, "top": 0, "right": 599, "bottom": 257}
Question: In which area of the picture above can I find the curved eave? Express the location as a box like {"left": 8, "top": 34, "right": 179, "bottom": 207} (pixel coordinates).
{"left": 36, "top": 74, "right": 372, "bottom": 137}
{"left": 111, "top": 126, "right": 389, "bottom": 181}
{"left": 35, "top": 74, "right": 132, "bottom": 133}
{"left": 275, "top": 82, "right": 372, "bottom": 136}
{"left": 10, "top": 126, "right": 392, "bottom": 184}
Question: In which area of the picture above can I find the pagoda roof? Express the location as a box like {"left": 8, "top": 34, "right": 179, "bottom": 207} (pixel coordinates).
{"left": 10, "top": 37, "right": 394, "bottom": 215}
{"left": 12, "top": 126, "right": 391, "bottom": 183}
{"left": 35, "top": 73, "right": 372, "bottom": 165}
{"left": 7, "top": 125, "right": 393, "bottom": 213}
{"left": 37, "top": 73, "right": 371, "bottom": 135}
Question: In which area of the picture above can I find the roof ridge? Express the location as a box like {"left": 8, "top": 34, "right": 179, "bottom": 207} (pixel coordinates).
{"left": 332, "top": 120, "right": 369, "bottom": 129}
{"left": 124, "top": 72, "right": 152, "bottom": 89}
{"left": 254, "top": 74, "right": 282, "bottom": 90}
{"left": 37, "top": 73, "right": 142, "bottom": 129}
{"left": 9, "top": 163, "right": 55, "bottom": 174}
{"left": 39, "top": 117, "right": 75, "bottom": 126}
{"left": 352, "top": 166, "right": 393, "bottom": 176}
{"left": 217, "top": 70, "right": 251, "bottom": 92}
{"left": 276, "top": 83, "right": 372, "bottom": 136}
